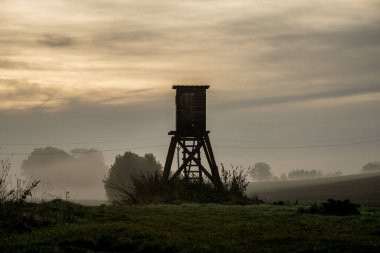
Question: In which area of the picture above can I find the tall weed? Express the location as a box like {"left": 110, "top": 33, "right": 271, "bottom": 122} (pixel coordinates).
{"left": 109, "top": 165, "right": 261, "bottom": 205}
{"left": 0, "top": 157, "right": 40, "bottom": 234}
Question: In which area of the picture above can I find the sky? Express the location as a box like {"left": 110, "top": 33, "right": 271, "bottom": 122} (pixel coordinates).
{"left": 1, "top": 0, "right": 380, "bottom": 199}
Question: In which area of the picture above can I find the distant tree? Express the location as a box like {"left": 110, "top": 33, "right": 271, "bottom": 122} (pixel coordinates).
{"left": 250, "top": 162, "right": 273, "bottom": 182}
{"left": 280, "top": 173, "right": 287, "bottom": 180}
{"left": 21, "top": 147, "right": 107, "bottom": 199}
{"left": 362, "top": 162, "right": 380, "bottom": 173}
{"left": 288, "top": 169, "right": 322, "bottom": 180}
{"left": 326, "top": 171, "right": 343, "bottom": 177}
{"left": 22, "top": 147, "right": 71, "bottom": 170}
{"left": 103, "top": 152, "right": 162, "bottom": 201}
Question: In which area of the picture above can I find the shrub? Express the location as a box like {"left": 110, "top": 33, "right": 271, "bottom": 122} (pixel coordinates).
{"left": 0, "top": 157, "right": 41, "bottom": 234}
{"left": 298, "top": 199, "right": 360, "bottom": 216}
{"left": 113, "top": 165, "right": 261, "bottom": 205}
{"left": 111, "top": 172, "right": 221, "bottom": 204}
{"left": 220, "top": 164, "right": 250, "bottom": 197}
{"left": 104, "top": 152, "right": 162, "bottom": 201}
{"left": 1, "top": 157, "right": 40, "bottom": 204}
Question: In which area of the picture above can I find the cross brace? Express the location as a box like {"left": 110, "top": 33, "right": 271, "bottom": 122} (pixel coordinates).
{"left": 163, "top": 132, "right": 223, "bottom": 189}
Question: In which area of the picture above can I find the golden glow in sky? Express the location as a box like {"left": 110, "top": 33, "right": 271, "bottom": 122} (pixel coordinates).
{"left": 0, "top": 0, "right": 379, "bottom": 110}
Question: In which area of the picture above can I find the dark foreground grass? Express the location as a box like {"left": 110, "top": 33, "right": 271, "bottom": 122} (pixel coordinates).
{"left": 1, "top": 202, "right": 380, "bottom": 253}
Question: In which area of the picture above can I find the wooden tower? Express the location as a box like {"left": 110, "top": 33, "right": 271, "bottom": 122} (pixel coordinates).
{"left": 163, "top": 85, "right": 223, "bottom": 189}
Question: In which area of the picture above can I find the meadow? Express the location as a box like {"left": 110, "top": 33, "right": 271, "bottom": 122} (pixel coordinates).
{"left": 1, "top": 201, "right": 380, "bottom": 253}
{"left": 248, "top": 172, "right": 380, "bottom": 205}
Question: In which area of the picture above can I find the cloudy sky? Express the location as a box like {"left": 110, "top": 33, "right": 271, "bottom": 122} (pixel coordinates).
{"left": 1, "top": 0, "right": 379, "bottom": 198}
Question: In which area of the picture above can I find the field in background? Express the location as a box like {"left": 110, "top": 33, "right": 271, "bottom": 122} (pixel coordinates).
{"left": 248, "top": 172, "right": 380, "bottom": 204}
{"left": 1, "top": 203, "right": 380, "bottom": 252}
{"left": 69, "top": 173, "right": 380, "bottom": 206}
{"left": 71, "top": 199, "right": 110, "bottom": 206}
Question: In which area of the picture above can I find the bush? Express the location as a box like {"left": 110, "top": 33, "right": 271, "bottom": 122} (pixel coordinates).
{"left": 114, "top": 165, "right": 261, "bottom": 205}
{"left": 0, "top": 199, "right": 86, "bottom": 235}
{"left": 1, "top": 156, "right": 84, "bottom": 235}
{"left": 111, "top": 172, "right": 221, "bottom": 204}
{"left": 104, "top": 152, "right": 162, "bottom": 201}
{"left": 220, "top": 164, "right": 249, "bottom": 197}
{"left": 298, "top": 199, "right": 360, "bottom": 216}
{"left": 0, "top": 157, "right": 41, "bottom": 234}
{"left": 1, "top": 157, "right": 40, "bottom": 204}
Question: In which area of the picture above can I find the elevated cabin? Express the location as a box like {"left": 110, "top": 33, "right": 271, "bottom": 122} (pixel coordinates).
{"left": 172, "top": 85, "right": 209, "bottom": 137}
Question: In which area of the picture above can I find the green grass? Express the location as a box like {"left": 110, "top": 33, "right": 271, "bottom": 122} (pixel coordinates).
{"left": 1, "top": 202, "right": 380, "bottom": 252}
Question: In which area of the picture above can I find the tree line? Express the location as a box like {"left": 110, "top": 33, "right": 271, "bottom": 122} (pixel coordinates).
{"left": 248, "top": 162, "right": 342, "bottom": 182}
{"left": 18, "top": 147, "right": 379, "bottom": 202}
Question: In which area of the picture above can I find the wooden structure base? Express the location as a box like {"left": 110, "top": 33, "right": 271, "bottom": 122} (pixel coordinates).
{"left": 163, "top": 131, "right": 223, "bottom": 189}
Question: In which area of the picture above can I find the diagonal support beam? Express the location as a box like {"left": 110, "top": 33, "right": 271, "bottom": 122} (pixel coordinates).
{"left": 202, "top": 135, "right": 223, "bottom": 189}
{"left": 163, "top": 136, "right": 177, "bottom": 181}
{"left": 170, "top": 142, "right": 202, "bottom": 180}
{"left": 164, "top": 133, "right": 222, "bottom": 188}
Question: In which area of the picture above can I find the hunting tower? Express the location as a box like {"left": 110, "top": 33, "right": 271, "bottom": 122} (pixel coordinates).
{"left": 163, "top": 85, "right": 223, "bottom": 188}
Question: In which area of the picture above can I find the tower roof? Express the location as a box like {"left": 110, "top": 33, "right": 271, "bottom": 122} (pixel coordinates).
{"left": 172, "top": 85, "right": 209, "bottom": 89}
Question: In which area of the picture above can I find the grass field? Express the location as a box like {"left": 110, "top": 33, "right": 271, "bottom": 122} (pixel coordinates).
{"left": 248, "top": 172, "right": 380, "bottom": 204}
{"left": 1, "top": 201, "right": 380, "bottom": 252}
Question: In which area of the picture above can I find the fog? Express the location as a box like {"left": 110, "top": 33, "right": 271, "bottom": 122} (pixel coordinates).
{"left": 20, "top": 147, "right": 108, "bottom": 200}
{"left": 1, "top": 0, "right": 380, "bottom": 200}
{"left": 247, "top": 172, "right": 380, "bottom": 204}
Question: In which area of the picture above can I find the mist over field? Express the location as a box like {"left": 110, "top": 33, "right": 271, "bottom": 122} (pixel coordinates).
{"left": 0, "top": 0, "right": 379, "bottom": 201}
{"left": 20, "top": 147, "right": 108, "bottom": 200}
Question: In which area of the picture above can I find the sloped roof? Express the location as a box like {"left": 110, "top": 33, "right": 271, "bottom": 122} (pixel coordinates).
{"left": 172, "top": 85, "right": 209, "bottom": 89}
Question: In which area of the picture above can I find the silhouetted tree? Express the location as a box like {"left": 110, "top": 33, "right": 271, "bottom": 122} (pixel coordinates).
{"left": 103, "top": 152, "right": 162, "bottom": 202}
{"left": 362, "top": 162, "right": 380, "bottom": 173}
{"left": 250, "top": 162, "right": 273, "bottom": 182}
